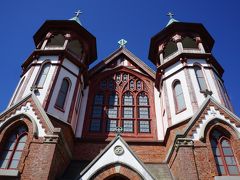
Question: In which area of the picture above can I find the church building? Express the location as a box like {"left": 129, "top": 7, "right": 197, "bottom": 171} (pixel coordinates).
{"left": 0, "top": 11, "right": 240, "bottom": 180}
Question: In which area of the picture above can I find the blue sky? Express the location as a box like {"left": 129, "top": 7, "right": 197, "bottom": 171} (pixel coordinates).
{"left": 0, "top": 0, "right": 239, "bottom": 115}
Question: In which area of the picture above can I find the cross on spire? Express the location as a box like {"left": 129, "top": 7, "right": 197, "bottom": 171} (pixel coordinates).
{"left": 74, "top": 10, "right": 82, "bottom": 18}
{"left": 118, "top": 39, "right": 127, "bottom": 48}
{"left": 167, "top": 12, "right": 174, "bottom": 19}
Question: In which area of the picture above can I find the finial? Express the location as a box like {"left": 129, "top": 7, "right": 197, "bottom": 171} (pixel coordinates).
{"left": 167, "top": 12, "right": 174, "bottom": 19}
{"left": 115, "top": 126, "right": 123, "bottom": 137}
{"left": 118, "top": 39, "right": 127, "bottom": 48}
{"left": 75, "top": 10, "right": 82, "bottom": 18}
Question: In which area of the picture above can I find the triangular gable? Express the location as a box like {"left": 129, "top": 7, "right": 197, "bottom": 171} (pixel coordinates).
{"left": 182, "top": 96, "right": 240, "bottom": 140}
{"left": 0, "top": 93, "right": 55, "bottom": 137}
{"left": 90, "top": 47, "right": 156, "bottom": 79}
{"left": 79, "top": 135, "right": 155, "bottom": 180}
{"left": 165, "top": 96, "right": 240, "bottom": 163}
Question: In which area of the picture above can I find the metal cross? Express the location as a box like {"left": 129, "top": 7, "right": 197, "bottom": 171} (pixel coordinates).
{"left": 167, "top": 12, "right": 174, "bottom": 19}
{"left": 118, "top": 39, "right": 127, "bottom": 47}
{"left": 115, "top": 126, "right": 123, "bottom": 136}
{"left": 203, "top": 89, "right": 213, "bottom": 97}
{"left": 75, "top": 10, "right": 82, "bottom": 18}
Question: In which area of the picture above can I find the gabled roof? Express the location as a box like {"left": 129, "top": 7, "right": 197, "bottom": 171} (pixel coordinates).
{"left": 79, "top": 135, "right": 155, "bottom": 180}
{"left": 0, "top": 93, "right": 55, "bottom": 134}
{"left": 165, "top": 95, "right": 240, "bottom": 162}
{"left": 89, "top": 47, "right": 156, "bottom": 79}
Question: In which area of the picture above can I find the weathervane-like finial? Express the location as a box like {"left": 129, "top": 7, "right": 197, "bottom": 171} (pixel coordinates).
{"left": 75, "top": 10, "right": 82, "bottom": 18}
{"left": 118, "top": 39, "right": 127, "bottom": 48}
{"left": 167, "top": 12, "right": 174, "bottom": 19}
{"left": 115, "top": 126, "right": 123, "bottom": 137}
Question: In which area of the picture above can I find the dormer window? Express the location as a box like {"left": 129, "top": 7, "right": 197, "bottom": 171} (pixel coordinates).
{"left": 45, "top": 34, "right": 65, "bottom": 50}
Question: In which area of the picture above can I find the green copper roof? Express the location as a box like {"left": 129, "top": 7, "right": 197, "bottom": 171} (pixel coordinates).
{"left": 69, "top": 16, "right": 82, "bottom": 25}
{"left": 166, "top": 18, "right": 179, "bottom": 27}
{"left": 69, "top": 10, "right": 82, "bottom": 25}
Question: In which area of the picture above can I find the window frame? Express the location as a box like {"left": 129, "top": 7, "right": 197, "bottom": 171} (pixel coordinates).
{"left": 0, "top": 125, "right": 28, "bottom": 170}
{"left": 87, "top": 70, "right": 153, "bottom": 138}
{"left": 193, "top": 64, "right": 208, "bottom": 92}
{"left": 210, "top": 130, "right": 240, "bottom": 176}
{"left": 34, "top": 61, "right": 51, "bottom": 88}
{"left": 172, "top": 80, "right": 186, "bottom": 114}
{"left": 54, "top": 78, "right": 71, "bottom": 112}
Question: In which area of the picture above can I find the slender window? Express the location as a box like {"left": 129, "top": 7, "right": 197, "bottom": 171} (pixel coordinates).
{"left": 194, "top": 66, "right": 207, "bottom": 91}
{"left": 218, "top": 80, "right": 231, "bottom": 109}
{"left": 0, "top": 125, "right": 28, "bottom": 169}
{"left": 173, "top": 81, "right": 186, "bottom": 112}
{"left": 90, "top": 94, "right": 104, "bottom": 132}
{"left": 35, "top": 63, "right": 50, "bottom": 87}
{"left": 106, "top": 94, "right": 118, "bottom": 132}
{"left": 122, "top": 92, "right": 134, "bottom": 132}
{"left": 211, "top": 130, "right": 239, "bottom": 176}
{"left": 138, "top": 92, "right": 150, "bottom": 133}
{"left": 55, "top": 78, "right": 70, "bottom": 109}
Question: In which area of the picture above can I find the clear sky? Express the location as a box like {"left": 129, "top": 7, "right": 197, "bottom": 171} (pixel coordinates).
{"left": 0, "top": 0, "right": 239, "bottom": 115}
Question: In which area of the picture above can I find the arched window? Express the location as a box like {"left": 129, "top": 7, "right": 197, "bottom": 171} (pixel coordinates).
{"left": 0, "top": 125, "right": 28, "bottom": 169}
{"left": 163, "top": 41, "right": 178, "bottom": 58}
{"left": 194, "top": 65, "right": 207, "bottom": 91}
{"left": 173, "top": 81, "right": 186, "bottom": 112}
{"left": 35, "top": 63, "right": 50, "bottom": 87}
{"left": 88, "top": 72, "right": 152, "bottom": 135}
{"left": 210, "top": 130, "right": 239, "bottom": 175}
{"left": 45, "top": 34, "right": 65, "bottom": 49}
{"left": 182, "top": 36, "right": 198, "bottom": 49}
{"left": 138, "top": 92, "right": 150, "bottom": 133}
{"left": 55, "top": 78, "right": 70, "bottom": 110}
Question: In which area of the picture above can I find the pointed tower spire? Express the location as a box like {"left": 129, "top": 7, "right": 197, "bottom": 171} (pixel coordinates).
{"left": 69, "top": 10, "right": 82, "bottom": 25}
{"left": 166, "top": 12, "right": 179, "bottom": 27}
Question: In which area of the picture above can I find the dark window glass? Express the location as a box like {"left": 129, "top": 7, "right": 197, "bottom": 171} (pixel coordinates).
{"left": 55, "top": 79, "right": 70, "bottom": 109}
{"left": 173, "top": 81, "right": 186, "bottom": 112}
{"left": 194, "top": 66, "right": 207, "bottom": 91}
{"left": 0, "top": 125, "right": 27, "bottom": 169}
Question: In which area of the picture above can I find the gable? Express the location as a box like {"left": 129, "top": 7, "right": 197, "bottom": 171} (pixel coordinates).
{"left": 0, "top": 93, "right": 55, "bottom": 137}
{"left": 79, "top": 136, "right": 154, "bottom": 180}
{"left": 89, "top": 47, "right": 155, "bottom": 80}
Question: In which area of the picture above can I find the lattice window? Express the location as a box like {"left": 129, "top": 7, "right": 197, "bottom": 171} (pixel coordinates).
{"left": 88, "top": 72, "right": 152, "bottom": 135}
{"left": 0, "top": 125, "right": 28, "bottom": 169}
{"left": 210, "top": 130, "right": 239, "bottom": 176}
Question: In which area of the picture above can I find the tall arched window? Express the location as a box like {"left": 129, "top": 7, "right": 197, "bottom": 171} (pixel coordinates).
{"left": 88, "top": 72, "right": 152, "bottom": 135}
{"left": 35, "top": 63, "right": 50, "bottom": 87}
{"left": 194, "top": 65, "right": 207, "bottom": 91}
{"left": 210, "top": 130, "right": 239, "bottom": 175}
{"left": 0, "top": 125, "right": 28, "bottom": 169}
{"left": 55, "top": 78, "right": 70, "bottom": 110}
{"left": 138, "top": 92, "right": 150, "bottom": 133}
{"left": 173, "top": 81, "right": 186, "bottom": 113}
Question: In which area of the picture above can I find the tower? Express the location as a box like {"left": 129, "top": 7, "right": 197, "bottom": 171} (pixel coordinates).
{"left": 9, "top": 12, "right": 97, "bottom": 130}
{"left": 149, "top": 14, "right": 233, "bottom": 131}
